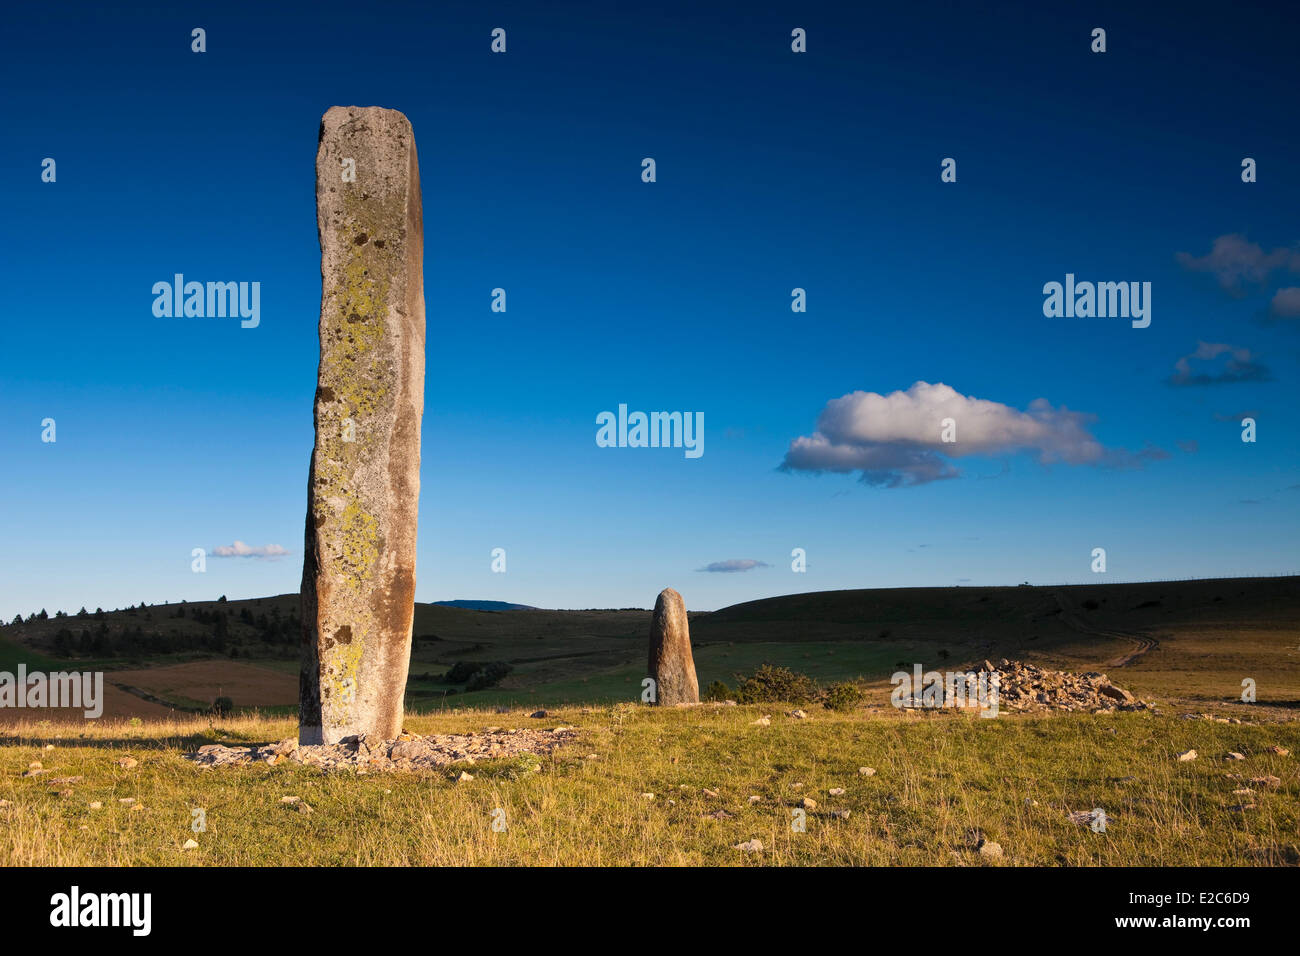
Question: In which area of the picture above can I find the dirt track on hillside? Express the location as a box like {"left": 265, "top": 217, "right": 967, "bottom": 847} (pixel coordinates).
{"left": 1052, "top": 591, "right": 1158, "bottom": 667}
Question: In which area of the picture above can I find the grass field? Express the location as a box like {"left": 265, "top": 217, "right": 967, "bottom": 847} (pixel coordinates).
{"left": 4, "top": 576, "right": 1298, "bottom": 866}
{"left": 2, "top": 704, "right": 1297, "bottom": 866}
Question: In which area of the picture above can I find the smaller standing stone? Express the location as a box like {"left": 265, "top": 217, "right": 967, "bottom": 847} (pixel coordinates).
{"left": 647, "top": 588, "right": 699, "bottom": 705}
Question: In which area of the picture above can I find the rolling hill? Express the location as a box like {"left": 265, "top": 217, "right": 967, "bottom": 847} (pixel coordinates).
{"left": 2, "top": 576, "right": 1297, "bottom": 718}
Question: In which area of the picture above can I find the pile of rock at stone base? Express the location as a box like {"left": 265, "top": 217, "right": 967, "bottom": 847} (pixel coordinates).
{"left": 977, "top": 659, "right": 1151, "bottom": 713}
{"left": 186, "top": 726, "right": 577, "bottom": 772}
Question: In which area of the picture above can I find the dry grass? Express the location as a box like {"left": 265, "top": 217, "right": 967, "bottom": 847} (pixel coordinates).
{"left": 2, "top": 702, "right": 1298, "bottom": 866}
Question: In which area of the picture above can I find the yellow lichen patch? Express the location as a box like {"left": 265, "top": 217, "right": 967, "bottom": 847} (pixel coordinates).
{"left": 312, "top": 454, "right": 346, "bottom": 504}
{"left": 338, "top": 498, "right": 379, "bottom": 586}
{"left": 323, "top": 629, "right": 366, "bottom": 709}
{"left": 312, "top": 425, "right": 362, "bottom": 515}
{"left": 324, "top": 251, "right": 389, "bottom": 418}
{"left": 323, "top": 190, "right": 400, "bottom": 420}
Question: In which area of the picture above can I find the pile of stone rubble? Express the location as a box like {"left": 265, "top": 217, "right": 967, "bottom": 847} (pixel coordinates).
{"left": 974, "top": 659, "right": 1151, "bottom": 713}
{"left": 186, "top": 726, "right": 577, "bottom": 772}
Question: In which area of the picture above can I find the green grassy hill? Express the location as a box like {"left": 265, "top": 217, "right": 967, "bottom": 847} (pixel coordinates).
{"left": 3, "top": 576, "right": 1297, "bottom": 716}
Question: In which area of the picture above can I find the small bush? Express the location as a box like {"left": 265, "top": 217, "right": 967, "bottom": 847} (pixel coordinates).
{"left": 1081, "top": 599, "right": 1100, "bottom": 611}
{"left": 466, "top": 661, "right": 512, "bottom": 691}
{"left": 703, "top": 680, "right": 731, "bottom": 701}
{"left": 732, "top": 665, "right": 820, "bottom": 704}
{"left": 443, "top": 660, "right": 484, "bottom": 683}
{"left": 211, "top": 696, "right": 234, "bottom": 717}
{"left": 823, "top": 682, "right": 864, "bottom": 712}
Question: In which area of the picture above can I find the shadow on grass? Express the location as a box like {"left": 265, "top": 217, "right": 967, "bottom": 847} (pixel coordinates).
{"left": 0, "top": 726, "right": 284, "bottom": 752}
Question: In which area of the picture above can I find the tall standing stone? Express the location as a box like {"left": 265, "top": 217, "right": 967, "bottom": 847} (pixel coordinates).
{"left": 300, "top": 106, "right": 425, "bottom": 745}
{"left": 648, "top": 588, "right": 699, "bottom": 705}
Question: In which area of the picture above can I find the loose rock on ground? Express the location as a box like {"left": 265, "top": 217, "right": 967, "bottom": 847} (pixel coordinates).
{"left": 943, "top": 659, "right": 1153, "bottom": 713}
{"left": 186, "top": 727, "right": 576, "bottom": 772}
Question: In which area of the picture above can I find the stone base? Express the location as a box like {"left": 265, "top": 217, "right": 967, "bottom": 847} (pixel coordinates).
{"left": 188, "top": 726, "right": 576, "bottom": 772}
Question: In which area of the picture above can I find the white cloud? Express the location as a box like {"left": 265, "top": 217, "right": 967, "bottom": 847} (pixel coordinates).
{"left": 780, "top": 381, "right": 1158, "bottom": 488}
{"left": 212, "top": 540, "right": 290, "bottom": 559}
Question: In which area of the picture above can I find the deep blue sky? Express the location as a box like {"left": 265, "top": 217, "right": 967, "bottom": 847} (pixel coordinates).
{"left": 3, "top": 0, "right": 1297, "bottom": 618}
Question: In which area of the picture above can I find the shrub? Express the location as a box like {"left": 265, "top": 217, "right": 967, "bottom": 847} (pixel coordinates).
{"left": 466, "top": 661, "right": 512, "bottom": 691}
{"left": 703, "top": 680, "right": 731, "bottom": 701}
{"left": 732, "top": 665, "right": 820, "bottom": 704}
{"left": 1081, "top": 599, "right": 1100, "bottom": 611}
{"left": 52, "top": 628, "right": 75, "bottom": 656}
{"left": 824, "top": 682, "right": 865, "bottom": 711}
{"left": 443, "top": 660, "right": 484, "bottom": 683}
{"left": 443, "top": 660, "right": 512, "bottom": 690}
{"left": 211, "top": 696, "right": 234, "bottom": 717}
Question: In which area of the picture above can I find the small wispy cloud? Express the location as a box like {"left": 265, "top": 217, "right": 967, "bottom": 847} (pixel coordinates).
{"left": 1176, "top": 234, "right": 1300, "bottom": 295}
{"left": 1213, "top": 409, "right": 1259, "bottom": 422}
{"left": 697, "top": 559, "right": 770, "bottom": 573}
{"left": 212, "top": 540, "right": 290, "bottom": 559}
{"left": 1167, "top": 342, "right": 1270, "bottom": 386}
{"left": 1269, "top": 287, "right": 1300, "bottom": 318}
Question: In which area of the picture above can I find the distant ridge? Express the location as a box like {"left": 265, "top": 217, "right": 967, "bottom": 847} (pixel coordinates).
{"left": 430, "top": 600, "right": 538, "bottom": 612}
